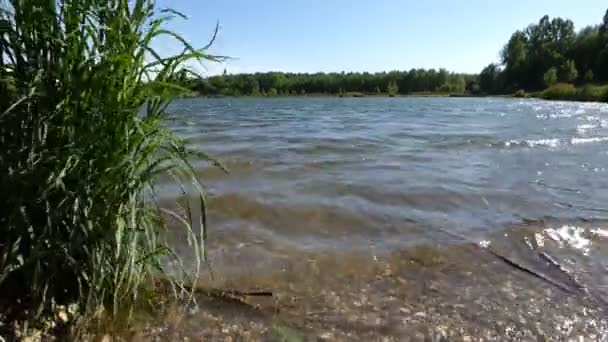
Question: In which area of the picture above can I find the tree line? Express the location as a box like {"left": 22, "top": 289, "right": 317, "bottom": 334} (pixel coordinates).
{"left": 186, "top": 69, "right": 476, "bottom": 96}
{"left": 185, "top": 8, "right": 608, "bottom": 97}
{"left": 479, "top": 8, "right": 608, "bottom": 94}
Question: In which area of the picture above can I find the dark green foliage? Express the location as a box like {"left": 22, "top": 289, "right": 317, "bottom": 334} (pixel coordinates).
{"left": 0, "top": 0, "right": 217, "bottom": 326}
{"left": 480, "top": 8, "right": 608, "bottom": 94}
{"left": 189, "top": 69, "right": 475, "bottom": 96}
{"left": 479, "top": 64, "right": 504, "bottom": 94}
{"left": 544, "top": 68, "right": 558, "bottom": 86}
{"left": 386, "top": 81, "right": 399, "bottom": 96}
{"left": 559, "top": 60, "right": 578, "bottom": 83}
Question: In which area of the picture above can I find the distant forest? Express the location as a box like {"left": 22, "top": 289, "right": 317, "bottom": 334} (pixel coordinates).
{"left": 480, "top": 8, "right": 608, "bottom": 94}
{"left": 187, "top": 69, "right": 476, "bottom": 96}
{"left": 184, "top": 8, "right": 608, "bottom": 96}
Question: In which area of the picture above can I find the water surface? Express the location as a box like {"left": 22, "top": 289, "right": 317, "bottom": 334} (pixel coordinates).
{"left": 164, "top": 97, "right": 608, "bottom": 300}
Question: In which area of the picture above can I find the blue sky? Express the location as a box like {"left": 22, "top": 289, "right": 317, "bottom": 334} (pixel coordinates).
{"left": 156, "top": 0, "right": 607, "bottom": 75}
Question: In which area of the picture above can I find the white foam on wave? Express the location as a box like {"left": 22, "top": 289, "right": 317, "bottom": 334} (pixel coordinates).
{"left": 504, "top": 138, "right": 561, "bottom": 148}
{"left": 544, "top": 225, "right": 591, "bottom": 255}
{"left": 571, "top": 137, "right": 608, "bottom": 144}
{"left": 536, "top": 113, "right": 574, "bottom": 119}
{"left": 528, "top": 138, "right": 561, "bottom": 147}
{"left": 591, "top": 228, "right": 608, "bottom": 238}
{"left": 504, "top": 136, "right": 608, "bottom": 148}
{"left": 577, "top": 124, "right": 596, "bottom": 133}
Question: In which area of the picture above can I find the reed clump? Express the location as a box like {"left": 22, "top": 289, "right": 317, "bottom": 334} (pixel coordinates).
{"left": 0, "top": 0, "right": 217, "bottom": 332}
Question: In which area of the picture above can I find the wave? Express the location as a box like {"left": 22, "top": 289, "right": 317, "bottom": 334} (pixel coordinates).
{"left": 570, "top": 137, "right": 608, "bottom": 144}
{"left": 543, "top": 225, "right": 592, "bottom": 255}
{"left": 502, "top": 136, "right": 608, "bottom": 148}
{"left": 427, "top": 134, "right": 608, "bottom": 150}
{"left": 504, "top": 138, "right": 561, "bottom": 148}
{"left": 206, "top": 193, "right": 387, "bottom": 237}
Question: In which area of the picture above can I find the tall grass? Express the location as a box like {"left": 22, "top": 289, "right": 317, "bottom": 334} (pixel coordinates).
{"left": 0, "top": 0, "right": 218, "bottom": 327}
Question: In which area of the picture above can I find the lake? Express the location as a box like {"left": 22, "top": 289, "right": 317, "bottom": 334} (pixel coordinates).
{"left": 163, "top": 97, "right": 608, "bottom": 329}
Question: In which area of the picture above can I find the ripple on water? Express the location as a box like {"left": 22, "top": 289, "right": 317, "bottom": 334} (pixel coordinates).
{"left": 162, "top": 98, "right": 608, "bottom": 318}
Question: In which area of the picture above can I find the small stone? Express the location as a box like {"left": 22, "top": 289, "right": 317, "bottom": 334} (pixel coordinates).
{"left": 399, "top": 307, "right": 410, "bottom": 315}
{"left": 100, "top": 334, "right": 112, "bottom": 342}
{"left": 318, "top": 332, "right": 334, "bottom": 340}
{"left": 57, "top": 310, "right": 69, "bottom": 323}
{"left": 414, "top": 312, "right": 426, "bottom": 318}
{"left": 428, "top": 281, "right": 440, "bottom": 292}
{"left": 67, "top": 303, "right": 79, "bottom": 315}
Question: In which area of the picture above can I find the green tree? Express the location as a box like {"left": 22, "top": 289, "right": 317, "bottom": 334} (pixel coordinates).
{"left": 559, "top": 60, "right": 578, "bottom": 82}
{"left": 573, "top": 27, "right": 601, "bottom": 78}
{"left": 210, "top": 75, "right": 227, "bottom": 94}
{"left": 479, "top": 64, "right": 502, "bottom": 94}
{"left": 584, "top": 70, "right": 595, "bottom": 82}
{"left": 544, "top": 67, "right": 558, "bottom": 86}
{"left": 244, "top": 76, "right": 260, "bottom": 95}
{"left": 485, "top": 12, "right": 608, "bottom": 92}
{"left": 451, "top": 75, "right": 466, "bottom": 93}
{"left": 191, "top": 70, "right": 482, "bottom": 96}
{"left": 501, "top": 31, "right": 528, "bottom": 89}
{"left": 386, "top": 81, "right": 399, "bottom": 96}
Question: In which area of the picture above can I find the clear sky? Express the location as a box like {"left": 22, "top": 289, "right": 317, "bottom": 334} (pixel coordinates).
{"left": 155, "top": 0, "right": 607, "bottom": 75}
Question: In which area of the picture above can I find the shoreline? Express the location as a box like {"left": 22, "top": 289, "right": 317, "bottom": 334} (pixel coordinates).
{"left": 184, "top": 91, "right": 607, "bottom": 103}
{"left": 187, "top": 93, "right": 506, "bottom": 100}
{"left": 99, "top": 219, "right": 608, "bottom": 340}
{"left": 83, "top": 218, "right": 608, "bottom": 340}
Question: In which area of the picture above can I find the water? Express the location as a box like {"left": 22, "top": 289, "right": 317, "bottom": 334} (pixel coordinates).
{"left": 164, "top": 97, "right": 608, "bottom": 304}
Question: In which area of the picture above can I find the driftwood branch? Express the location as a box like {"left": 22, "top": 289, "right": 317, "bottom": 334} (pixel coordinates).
{"left": 436, "top": 227, "right": 583, "bottom": 294}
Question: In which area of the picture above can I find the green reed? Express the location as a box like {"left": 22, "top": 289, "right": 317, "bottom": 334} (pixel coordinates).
{"left": 0, "top": 0, "right": 218, "bottom": 325}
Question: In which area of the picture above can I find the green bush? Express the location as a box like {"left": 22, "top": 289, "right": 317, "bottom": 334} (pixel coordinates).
{"left": 584, "top": 70, "right": 595, "bottom": 82}
{"left": 579, "top": 84, "right": 596, "bottom": 100}
{"left": 541, "top": 83, "right": 608, "bottom": 102}
{"left": 541, "top": 83, "right": 576, "bottom": 100}
{"left": 0, "top": 0, "right": 217, "bottom": 326}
